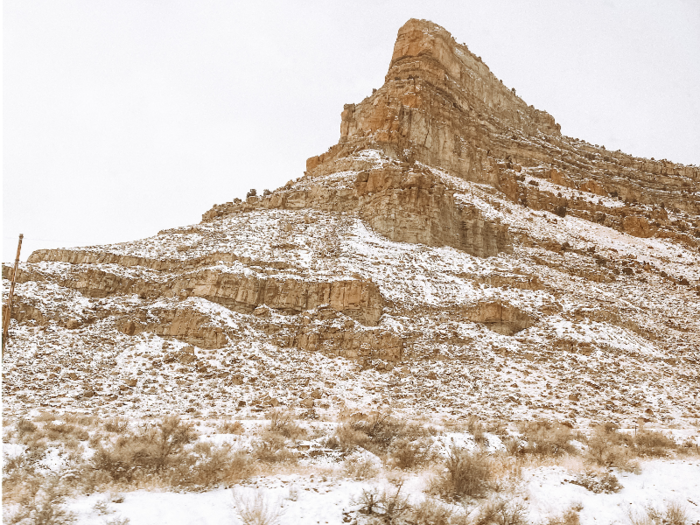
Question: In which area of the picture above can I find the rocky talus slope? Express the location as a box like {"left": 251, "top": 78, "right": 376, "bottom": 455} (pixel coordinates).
{"left": 3, "top": 19, "right": 699, "bottom": 428}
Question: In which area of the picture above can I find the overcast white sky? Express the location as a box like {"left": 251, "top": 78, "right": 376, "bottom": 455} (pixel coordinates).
{"left": 3, "top": 0, "right": 699, "bottom": 262}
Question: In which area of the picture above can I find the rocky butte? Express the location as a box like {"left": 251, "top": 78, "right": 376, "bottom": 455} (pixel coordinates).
{"left": 3, "top": 19, "right": 699, "bottom": 427}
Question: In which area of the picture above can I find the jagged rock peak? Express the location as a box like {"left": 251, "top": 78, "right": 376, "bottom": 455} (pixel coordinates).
{"left": 385, "top": 18, "right": 561, "bottom": 135}
{"left": 308, "top": 18, "right": 560, "bottom": 179}
{"left": 302, "top": 18, "right": 698, "bottom": 215}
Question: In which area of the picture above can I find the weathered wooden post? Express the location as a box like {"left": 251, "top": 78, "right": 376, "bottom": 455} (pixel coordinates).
{"left": 2, "top": 233, "right": 24, "bottom": 354}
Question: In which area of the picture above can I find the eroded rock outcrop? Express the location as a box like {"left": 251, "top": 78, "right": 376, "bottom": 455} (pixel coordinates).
{"left": 465, "top": 301, "right": 535, "bottom": 336}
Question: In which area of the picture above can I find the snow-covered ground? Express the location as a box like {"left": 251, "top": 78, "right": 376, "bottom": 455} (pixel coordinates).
{"left": 58, "top": 459, "right": 700, "bottom": 525}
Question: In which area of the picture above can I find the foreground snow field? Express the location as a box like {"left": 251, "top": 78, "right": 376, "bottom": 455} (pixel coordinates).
{"left": 60, "top": 459, "right": 700, "bottom": 525}
{"left": 3, "top": 411, "right": 699, "bottom": 525}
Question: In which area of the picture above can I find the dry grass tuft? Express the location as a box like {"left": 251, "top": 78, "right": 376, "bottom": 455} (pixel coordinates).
{"left": 410, "top": 498, "right": 465, "bottom": 525}
{"left": 267, "top": 410, "right": 307, "bottom": 440}
{"left": 232, "top": 490, "right": 284, "bottom": 525}
{"left": 217, "top": 420, "right": 245, "bottom": 435}
{"left": 104, "top": 418, "right": 129, "bottom": 434}
{"left": 473, "top": 497, "right": 528, "bottom": 525}
{"left": 628, "top": 501, "right": 690, "bottom": 525}
{"left": 431, "top": 447, "right": 493, "bottom": 501}
{"left": 545, "top": 504, "right": 583, "bottom": 525}
{"left": 342, "top": 456, "right": 379, "bottom": 481}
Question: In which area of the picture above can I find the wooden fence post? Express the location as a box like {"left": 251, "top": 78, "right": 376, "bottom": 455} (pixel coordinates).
{"left": 2, "top": 234, "right": 24, "bottom": 354}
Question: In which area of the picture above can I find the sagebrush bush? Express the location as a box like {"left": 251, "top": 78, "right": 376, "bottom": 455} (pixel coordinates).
{"left": 473, "top": 498, "right": 528, "bottom": 525}
{"left": 585, "top": 427, "right": 637, "bottom": 472}
{"left": 172, "top": 443, "right": 256, "bottom": 488}
{"left": 634, "top": 430, "right": 677, "bottom": 458}
{"left": 410, "top": 498, "right": 464, "bottom": 525}
{"left": 387, "top": 436, "right": 434, "bottom": 470}
{"left": 217, "top": 420, "right": 245, "bottom": 435}
{"left": 342, "top": 456, "right": 378, "bottom": 480}
{"left": 92, "top": 415, "right": 199, "bottom": 482}
{"left": 252, "top": 432, "right": 297, "bottom": 464}
{"left": 432, "top": 448, "right": 493, "bottom": 500}
{"left": 267, "top": 410, "right": 307, "bottom": 440}
{"left": 544, "top": 504, "right": 582, "bottom": 525}
{"left": 332, "top": 410, "right": 430, "bottom": 458}
{"left": 4, "top": 476, "right": 76, "bottom": 525}
{"left": 513, "top": 421, "right": 578, "bottom": 457}
{"left": 350, "top": 484, "right": 411, "bottom": 522}
{"left": 104, "top": 418, "right": 129, "bottom": 434}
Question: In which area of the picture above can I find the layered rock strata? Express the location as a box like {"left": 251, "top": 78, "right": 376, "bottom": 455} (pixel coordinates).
{"left": 3, "top": 19, "right": 699, "bottom": 427}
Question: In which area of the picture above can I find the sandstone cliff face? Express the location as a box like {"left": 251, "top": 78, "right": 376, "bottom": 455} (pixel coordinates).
{"left": 305, "top": 18, "right": 698, "bottom": 218}
{"left": 3, "top": 19, "right": 699, "bottom": 427}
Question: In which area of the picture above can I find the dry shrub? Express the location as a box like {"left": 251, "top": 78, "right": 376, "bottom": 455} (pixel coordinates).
{"left": 4, "top": 475, "right": 76, "bottom": 525}
{"left": 569, "top": 470, "right": 622, "bottom": 494}
{"left": 173, "top": 443, "right": 255, "bottom": 488}
{"left": 586, "top": 427, "right": 637, "bottom": 472}
{"left": 342, "top": 456, "right": 379, "bottom": 480}
{"left": 513, "top": 421, "right": 578, "bottom": 457}
{"left": 251, "top": 432, "right": 297, "bottom": 464}
{"left": 432, "top": 448, "right": 493, "bottom": 501}
{"left": 350, "top": 483, "right": 411, "bottom": 523}
{"left": 333, "top": 410, "right": 429, "bottom": 457}
{"left": 545, "top": 504, "right": 582, "bottom": 525}
{"left": 91, "top": 416, "right": 254, "bottom": 489}
{"left": 267, "top": 410, "right": 307, "bottom": 440}
{"left": 44, "top": 422, "right": 90, "bottom": 443}
{"left": 377, "top": 482, "right": 411, "bottom": 523}
{"left": 104, "top": 418, "right": 129, "bottom": 434}
{"left": 466, "top": 416, "right": 488, "bottom": 446}
{"left": 62, "top": 413, "right": 97, "bottom": 427}
{"left": 628, "top": 501, "right": 689, "bottom": 525}
{"left": 91, "top": 415, "right": 199, "bottom": 483}
{"left": 232, "top": 490, "right": 284, "bottom": 525}
{"left": 351, "top": 487, "right": 382, "bottom": 516}
{"left": 410, "top": 498, "right": 465, "bottom": 525}
{"left": 217, "top": 420, "right": 245, "bottom": 435}
{"left": 18, "top": 418, "right": 38, "bottom": 436}
{"left": 328, "top": 424, "right": 369, "bottom": 452}
{"left": 473, "top": 498, "right": 528, "bottom": 525}
{"left": 387, "top": 436, "right": 434, "bottom": 470}
{"left": 634, "top": 430, "right": 677, "bottom": 458}
{"left": 33, "top": 411, "right": 59, "bottom": 423}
